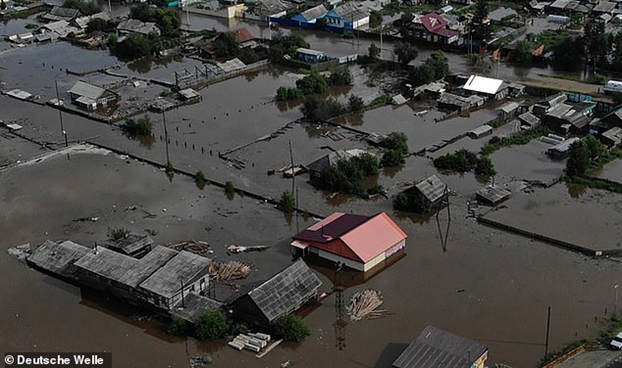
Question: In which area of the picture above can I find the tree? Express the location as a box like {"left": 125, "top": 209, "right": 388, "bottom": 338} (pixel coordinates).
{"left": 584, "top": 134, "right": 605, "bottom": 160}
{"left": 583, "top": 20, "right": 608, "bottom": 71}
{"left": 347, "top": 94, "right": 364, "bottom": 112}
{"left": 196, "top": 311, "right": 228, "bottom": 341}
{"left": 107, "top": 227, "right": 129, "bottom": 241}
{"left": 195, "top": 171, "right": 207, "bottom": 186}
{"left": 280, "top": 191, "right": 295, "bottom": 213}
{"left": 0, "top": 0, "right": 6, "bottom": 11}
{"left": 381, "top": 149, "right": 405, "bottom": 167}
{"left": 471, "top": 0, "right": 491, "bottom": 42}
{"left": 167, "top": 317, "right": 187, "bottom": 336}
{"left": 213, "top": 32, "right": 239, "bottom": 57}
{"left": 369, "top": 10, "right": 382, "bottom": 29}
{"left": 225, "top": 181, "right": 235, "bottom": 194}
{"left": 513, "top": 40, "right": 533, "bottom": 63}
{"left": 114, "top": 34, "right": 152, "bottom": 60}
{"left": 394, "top": 42, "right": 418, "bottom": 65}
{"left": 296, "top": 71, "right": 329, "bottom": 95}
{"left": 380, "top": 132, "right": 409, "bottom": 155}
{"left": 565, "top": 140, "right": 590, "bottom": 177}
{"left": 272, "top": 315, "right": 309, "bottom": 342}
{"left": 434, "top": 149, "right": 478, "bottom": 172}
{"left": 121, "top": 116, "right": 153, "bottom": 136}
{"left": 86, "top": 18, "right": 115, "bottom": 34}
{"left": 329, "top": 67, "right": 352, "bottom": 86}
{"left": 301, "top": 95, "right": 321, "bottom": 122}
{"left": 130, "top": 3, "right": 151, "bottom": 22}
{"left": 408, "top": 52, "right": 449, "bottom": 86}
{"left": 152, "top": 8, "right": 181, "bottom": 36}
{"left": 63, "top": 0, "right": 101, "bottom": 15}
{"left": 553, "top": 36, "right": 583, "bottom": 71}
{"left": 368, "top": 42, "right": 380, "bottom": 60}
{"left": 474, "top": 157, "right": 496, "bottom": 175}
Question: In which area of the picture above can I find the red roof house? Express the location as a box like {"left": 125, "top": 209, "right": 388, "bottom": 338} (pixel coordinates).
{"left": 405, "top": 13, "right": 459, "bottom": 44}
{"left": 291, "top": 212, "right": 407, "bottom": 272}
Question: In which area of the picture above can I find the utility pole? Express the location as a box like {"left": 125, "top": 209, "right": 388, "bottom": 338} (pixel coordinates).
{"left": 54, "top": 78, "right": 65, "bottom": 137}
{"left": 163, "top": 112, "right": 170, "bottom": 164}
{"left": 289, "top": 140, "right": 295, "bottom": 194}
{"left": 544, "top": 306, "right": 551, "bottom": 357}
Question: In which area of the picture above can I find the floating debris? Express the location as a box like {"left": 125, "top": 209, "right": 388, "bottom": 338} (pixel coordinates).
{"left": 165, "top": 240, "right": 211, "bottom": 256}
{"left": 346, "top": 290, "right": 389, "bottom": 321}
{"left": 226, "top": 244, "right": 269, "bottom": 254}
{"left": 208, "top": 261, "right": 251, "bottom": 281}
{"left": 189, "top": 354, "right": 213, "bottom": 368}
{"left": 228, "top": 333, "right": 272, "bottom": 353}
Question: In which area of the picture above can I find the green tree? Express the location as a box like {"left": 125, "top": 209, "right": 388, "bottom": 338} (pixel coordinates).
{"left": 584, "top": 134, "right": 605, "bottom": 160}
{"left": 347, "top": 94, "right": 364, "bottom": 112}
{"left": 514, "top": 40, "right": 532, "bottom": 63}
{"left": 167, "top": 317, "right": 187, "bottom": 336}
{"left": 394, "top": 42, "right": 418, "bottom": 65}
{"left": 583, "top": 20, "right": 608, "bottom": 71}
{"left": 152, "top": 8, "right": 181, "bottom": 36}
{"left": 0, "top": 0, "right": 6, "bottom": 11}
{"left": 165, "top": 161, "right": 174, "bottom": 174}
{"left": 114, "top": 34, "right": 152, "bottom": 60}
{"left": 474, "top": 156, "right": 496, "bottom": 175}
{"left": 471, "top": 0, "right": 491, "bottom": 42}
{"left": 130, "top": 3, "right": 151, "bottom": 22}
{"left": 225, "top": 181, "right": 235, "bottom": 194}
{"left": 213, "top": 32, "right": 239, "bottom": 57}
{"left": 565, "top": 140, "right": 590, "bottom": 177}
{"left": 381, "top": 149, "right": 405, "bottom": 167}
{"left": 553, "top": 36, "right": 584, "bottom": 71}
{"left": 369, "top": 10, "right": 382, "bottom": 28}
{"left": 272, "top": 315, "right": 309, "bottom": 342}
{"left": 280, "top": 191, "right": 296, "bottom": 213}
{"left": 195, "top": 171, "right": 207, "bottom": 186}
{"left": 121, "top": 116, "right": 153, "bottom": 136}
{"left": 107, "top": 227, "right": 129, "bottom": 241}
{"left": 368, "top": 42, "right": 380, "bottom": 60}
{"left": 329, "top": 67, "right": 352, "bottom": 86}
{"left": 296, "top": 71, "right": 329, "bottom": 95}
{"left": 63, "top": 0, "right": 101, "bottom": 15}
{"left": 196, "top": 311, "right": 228, "bottom": 341}
{"left": 434, "top": 149, "right": 478, "bottom": 172}
{"left": 301, "top": 95, "right": 321, "bottom": 122}
{"left": 86, "top": 18, "right": 116, "bottom": 34}
{"left": 380, "top": 132, "right": 409, "bottom": 155}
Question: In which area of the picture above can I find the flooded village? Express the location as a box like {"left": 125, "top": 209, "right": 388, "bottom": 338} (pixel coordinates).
{"left": 1, "top": 0, "right": 622, "bottom": 366}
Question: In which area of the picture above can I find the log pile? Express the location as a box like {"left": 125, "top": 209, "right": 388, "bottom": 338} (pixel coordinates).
{"left": 346, "top": 289, "right": 388, "bottom": 321}
{"left": 209, "top": 261, "right": 251, "bottom": 281}
{"left": 165, "top": 240, "right": 211, "bottom": 256}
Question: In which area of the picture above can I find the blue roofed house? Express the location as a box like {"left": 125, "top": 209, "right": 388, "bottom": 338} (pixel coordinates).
{"left": 292, "top": 4, "right": 328, "bottom": 27}
{"left": 322, "top": 2, "right": 371, "bottom": 30}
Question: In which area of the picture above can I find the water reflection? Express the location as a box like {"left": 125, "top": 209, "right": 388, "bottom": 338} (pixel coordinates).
{"left": 383, "top": 164, "right": 404, "bottom": 179}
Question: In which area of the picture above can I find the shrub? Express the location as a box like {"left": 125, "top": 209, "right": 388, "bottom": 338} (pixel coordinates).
{"left": 314, "top": 153, "right": 379, "bottom": 195}
{"left": 474, "top": 156, "right": 496, "bottom": 175}
{"left": 122, "top": 116, "right": 153, "bottom": 136}
{"left": 434, "top": 149, "right": 478, "bottom": 172}
{"left": 196, "top": 311, "right": 228, "bottom": 341}
{"left": 167, "top": 317, "right": 187, "bottom": 336}
{"left": 393, "top": 192, "right": 430, "bottom": 213}
{"left": 381, "top": 149, "right": 405, "bottom": 167}
{"left": 272, "top": 315, "right": 309, "bottom": 342}
{"left": 165, "top": 161, "right": 174, "bottom": 174}
{"left": 280, "top": 191, "right": 296, "bottom": 213}
{"left": 329, "top": 66, "right": 352, "bottom": 86}
{"left": 107, "top": 227, "right": 129, "bottom": 241}
{"left": 379, "top": 132, "right": 409, "bottom": 155}
{"left": 225, "top": 181, "right": 235, "bottom": 194}
{"left": 195, "top": 171, "right": 207, "bottom": 185}
{"left": 347, "top": 94, "right": 364, "bottom": 112}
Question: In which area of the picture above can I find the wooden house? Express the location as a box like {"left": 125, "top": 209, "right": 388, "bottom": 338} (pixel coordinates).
{"left": 227, "top": 259, "right": 321, "bottom": 327}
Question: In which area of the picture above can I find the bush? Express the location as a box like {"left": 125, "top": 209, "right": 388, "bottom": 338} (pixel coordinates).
{"left": 225, "top": 181, "right": 235, "bottom": 194}
{"left": 347, "top": 94, "right": 364, "bottom": 112}
{"left": 329, "top": 66, "right": 352, "bottom": 86}
{"left": 165, "top": 161, "right": 174, "bottom": 174}
{"left": 434, "top": 149, "right": 478, "bottom": 172}
{"left": 381, "top": 149, "right": 405, "bottom": 167}
{"left": 196, "top": 310, "right": 228, "bottom": 341}
{"left": 167, "top": 317, "right": 187, "bottom": 336}
{"left": 379, "top": 132, "right": 409, "bottom": 155}
{"left": 296, "top": 72, "right": 329, "bottom": 95}
{"left": 474, "top": 156, "right": 496, "bottom": 176}
{"left": 272, "top": 315, "right": 309, "bottom": 342}
{"left": 566, "top": 140, "right": 590, "bottom": 177}
{"left": 121, "top": 116, "right": 153, "bottom": 136}
{"left": 392, "top": 192, "right": 430, "bottom": 213}
{"left": 280, "top": 191, "right": 296, "bottom": 213}
{"left": 315, "top": 153, "right": 379, "bottom": 195}
{"left": 107, "top": 227, "right": 129, "bottom": 241}
{"left": 195, "top": 171, "right": 207, "bottom": 185}
{"left": 276, "top": 86, "right": 302, "bottom": 101}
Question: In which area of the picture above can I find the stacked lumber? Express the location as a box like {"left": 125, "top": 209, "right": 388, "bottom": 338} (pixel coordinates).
{"left": 165, "top": 240, "right": 211, "bottom": 256}
{"left": 208, "top": 261, "right": 251, "bottom": 281}
{"left": 346, "top": 289, "right": 388, "bottom": 321}
{"left": 228, "top": 333, "right": 271, "bottom": 352}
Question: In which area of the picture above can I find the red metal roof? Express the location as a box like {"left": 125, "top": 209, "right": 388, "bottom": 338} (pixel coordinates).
{"left": 229, "top": 27, "right": 254, "bottom": 44}
{"left": 420, "top": 13, "right": 458, "bottom": 38}
{"left": 292, "top": 212, "right": 407, "bottom": 263}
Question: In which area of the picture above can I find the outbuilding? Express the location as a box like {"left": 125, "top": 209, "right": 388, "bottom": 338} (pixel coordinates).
{"left": 461, "top": 75, "right": 509, "bottom": 100}
{"left": 291, "top": 212, "right": 407, "bottom": 272}
{"left": 68, "top": 81, "right": 119, "bottom": 110}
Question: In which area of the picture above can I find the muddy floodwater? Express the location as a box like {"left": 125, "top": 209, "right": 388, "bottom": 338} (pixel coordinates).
{"left": 1, "top": 18, "right": 621, "bottom": 368}
{"left": 1, "top": 142, "right": 621, "bottom": 368}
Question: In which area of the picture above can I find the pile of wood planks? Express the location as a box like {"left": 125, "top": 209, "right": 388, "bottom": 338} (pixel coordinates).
{"left": 165, "top": 240, "right": 211, "bottom": 256}
{"left": 209, "top": 261, "right": 251, "bottom": 281}
{"left": 228, "top": 333, "right": 271, "bottom": 352}
{"left": 346, "top": 289, "right": 388, "bottom": 321}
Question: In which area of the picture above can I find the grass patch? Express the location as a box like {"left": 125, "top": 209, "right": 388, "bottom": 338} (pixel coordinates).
{"left": 367, "top": 94, "right": 392, "bottom": 108}
{"left": 567, "top": 176, "right": 622, "bottom": 194}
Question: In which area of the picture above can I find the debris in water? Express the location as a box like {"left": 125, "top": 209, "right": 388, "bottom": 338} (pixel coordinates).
{"left": 208, "top": 261, "right": 251, "bottom": 281}
{"left": 346, "top": 290, "right": 389, "bottom": 321}
{"left": 226, "top": 244, "right": 269, "bottom": 254}
{"left": 165, "top": 240, "right": 211, "bottom": 256}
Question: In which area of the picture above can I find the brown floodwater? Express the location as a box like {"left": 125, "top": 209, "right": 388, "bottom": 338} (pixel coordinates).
{"left": 1, "top": 33, "right": 621, "bottom": 368}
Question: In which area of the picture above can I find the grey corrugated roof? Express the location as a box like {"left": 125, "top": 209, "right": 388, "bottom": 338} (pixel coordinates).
{"left": 414, "top": 175, "right": 447, "bottom": 203}
{"left": 117, "top": 246, "right": 178, "bottom": 288}
{"left": 476, "top": 185, "right": 512, "bottom": 204}
{"left": 171, "top": 293, "right": 223, "bottom": 324}
{"left": 116, "top": 19, "right": 159, "bottom": 35}
{"left": 248, "top": 259, "right": 322, "bottom": 323}
{"left": 139, "top": 251, "right": 210, "bottom": 299}
{"left": 74, "top": 246, "right": 139, "bottom": 283}
{"left": 393, "top": 325, "right": 488, "bottom": 368}
{"left": 28, "top": 240, "right": 90, "bottom": 279}
{"left": 300, "top": 4, "right": 328, "bottom": 21}
{"left": 69, "top": 81, "right": 106, "bottom": 101}
{"left": 518, "top": 112, "right": 540, "bottom": 126}
{"left": 497, "top": 101, "right": 519, "bottom": 114}
{"left": 593, "top": 1, "right": 616, "bottom": 12}
{"left": 334, "top": 2, "right": 370, "bottom": 21}
{"left": 306, "top": 149, "right": 366, "bottom": 173}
